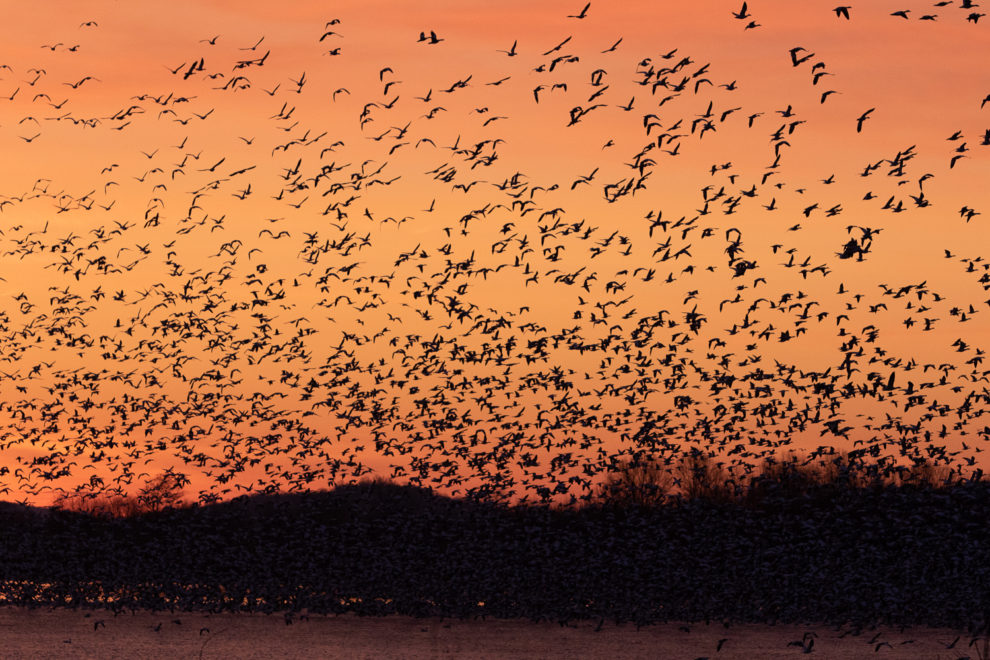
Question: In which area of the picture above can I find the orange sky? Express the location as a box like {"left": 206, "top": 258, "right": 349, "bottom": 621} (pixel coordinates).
{"left": 0, "top": 0, "right": 988, "bottom": 506}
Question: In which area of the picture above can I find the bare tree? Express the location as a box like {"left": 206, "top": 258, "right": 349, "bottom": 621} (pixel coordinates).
{"left": 136, "top": 471, "right": 187, "bottom": 513}
{"left": 54, "top": 471, "right": 188, "bottom": 517}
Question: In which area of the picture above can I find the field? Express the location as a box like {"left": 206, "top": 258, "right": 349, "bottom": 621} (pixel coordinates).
{"left": 0, "top": 608, "right": 974, "bottom": 659}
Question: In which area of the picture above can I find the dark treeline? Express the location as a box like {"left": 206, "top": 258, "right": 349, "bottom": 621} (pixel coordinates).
{"left": 1, "top": 452, "right": 989, "bottom": 632}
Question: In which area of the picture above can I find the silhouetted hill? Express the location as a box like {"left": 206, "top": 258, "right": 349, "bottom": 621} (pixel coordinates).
{"left": 1, "top": 478, "right": 989, "bottom": 631}
{"left": 0, "top": 500, "right": 52, "bottom": 523}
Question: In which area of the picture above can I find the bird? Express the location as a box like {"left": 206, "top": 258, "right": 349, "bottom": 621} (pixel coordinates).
{"left": 568, "top": 2, "right": 591, "bottom": 19}
{"left": 856, "top": 108, "right": 875, "bottom": 133}
{"left": 601, "top": 38, "right": 622, "bottom": 53}
{"left": 497, "top": 40, "right": 518, "bottom": 57}
{"left": 789, "top": 47, "right": 815, "bottom": 66}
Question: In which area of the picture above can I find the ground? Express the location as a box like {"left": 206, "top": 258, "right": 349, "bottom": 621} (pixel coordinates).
{"left": 0, "top": 608, "right": 973, "bottom": 659}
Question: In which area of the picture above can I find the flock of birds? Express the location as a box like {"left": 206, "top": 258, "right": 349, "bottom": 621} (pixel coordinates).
{"left": 731, "top": 1, "right": 988, "bottom": 28}
{"left": 0, "top": 1, "right": 985, "bottom": 511}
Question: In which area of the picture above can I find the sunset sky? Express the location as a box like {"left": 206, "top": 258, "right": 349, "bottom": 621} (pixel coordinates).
{"left": 0, "top": 0, "right": 988, "bottom": 505}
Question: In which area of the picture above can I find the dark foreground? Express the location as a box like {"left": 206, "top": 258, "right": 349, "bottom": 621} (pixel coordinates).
{"left": 0, "top": 608, "right": 973, "bottom": 659}
{"left": 2, "top": 480, "right": 990, "bottom": 631}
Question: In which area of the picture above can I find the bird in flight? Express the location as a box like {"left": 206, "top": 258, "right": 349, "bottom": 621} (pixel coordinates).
{"left": 856, "top": 108, "right": 874, "bottom": 133}
{"left": 732, "top": 2, "right": 751, "bottom": 20}
{"left": 601, "top": 38, "right": 622, "bottom": 53}
{"left": 497, "top": 40, "right": 518, "bottom": 57}
{"left": 568, "top": 2, "right": 591, "bottom": 19}
{"left": 789, "top": 47, "right": 815, "bottom": 67}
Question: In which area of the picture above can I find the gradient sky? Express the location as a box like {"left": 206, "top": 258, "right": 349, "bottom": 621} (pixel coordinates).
{"left": 0, "top": 0, "right": 988, "bottom": 505}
